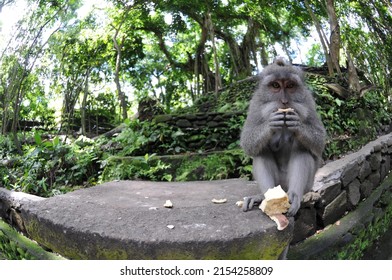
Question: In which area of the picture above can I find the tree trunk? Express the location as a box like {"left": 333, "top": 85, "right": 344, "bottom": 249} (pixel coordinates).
{"left": 81, "top": 69, "right": 90, "bottom": 136}
{"left": 194, "top": 17, "right": 209, "bottom": 96}
{"left": 113, "top": 34, "right": 127, "bottom": 121}
{"left": 259, "top": 42, "right": 269, "bottom": 67}
{"left": 241, "top": 18, "right": 259, "bottom": 76}
{"left": 206, "top": 12, "right": 222, "bottom": 95}
{"left": 111, "top": 5, "right": 132, "bottom": 121}
{"left": 304, "top": 0, "right": 334, "bottom": 75}
{"left": 346, "top": 49, "right": 361, "bottom": 93}
{"left": 325, "top": 0, "right": 341, "bottom": 73}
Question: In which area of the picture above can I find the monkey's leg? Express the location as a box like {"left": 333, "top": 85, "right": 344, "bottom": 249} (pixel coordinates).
{"left": 243, "top": 155, "right": 278, "bottom": 212}
{"left": 286, "top": 151, "right": 317, "bottom": 216}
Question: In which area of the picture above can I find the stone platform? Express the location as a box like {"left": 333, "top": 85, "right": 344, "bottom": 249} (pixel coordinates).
{"left": 0, "top": 179, "right": 293, "bottom": 259}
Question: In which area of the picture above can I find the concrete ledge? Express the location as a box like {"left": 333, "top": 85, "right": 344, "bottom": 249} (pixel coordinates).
{"left": 0, "top": 188, "right": 44, "bottom": 232}
{"left": 1, "top": 179, "right": 293, "bottom": 259}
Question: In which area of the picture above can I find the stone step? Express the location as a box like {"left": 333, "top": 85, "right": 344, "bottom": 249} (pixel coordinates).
{"left": 2, "top": 179, "right": 292, "bottom": 259}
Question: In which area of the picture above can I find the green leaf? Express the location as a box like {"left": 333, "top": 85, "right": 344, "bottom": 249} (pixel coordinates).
{"left": 52, "top": 136, "right": 60, "bottom": 147}
{"left": 34, "top": 131, "right": 42, "bottom": 145}
{"left": 334, "top": 98, "right": 343, "bottom": 106}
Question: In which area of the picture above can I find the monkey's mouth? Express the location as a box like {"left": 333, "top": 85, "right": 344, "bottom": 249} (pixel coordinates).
{"left": 277, "top": 107, "right": 295, "bottom": 113}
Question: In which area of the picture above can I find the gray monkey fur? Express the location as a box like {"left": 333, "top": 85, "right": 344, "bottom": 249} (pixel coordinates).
{"left": 240, "top": 58, "right": 326, "bottom": 216}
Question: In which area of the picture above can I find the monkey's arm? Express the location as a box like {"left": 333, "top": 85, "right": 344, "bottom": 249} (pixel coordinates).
{"left": 240, "top": 120, "right": 269, "bottom": 156}
{"left": 240, "top": 111, "right": 285, "bottom": 156}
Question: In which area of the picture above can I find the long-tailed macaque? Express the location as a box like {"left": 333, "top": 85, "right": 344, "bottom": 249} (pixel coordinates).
{"left": 240, "top": 58, "right": 326, "bottom": 216}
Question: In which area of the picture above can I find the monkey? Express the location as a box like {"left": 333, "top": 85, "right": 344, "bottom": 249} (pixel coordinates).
{"left": 240, "top": 57, "right": 326, "bottom": 217}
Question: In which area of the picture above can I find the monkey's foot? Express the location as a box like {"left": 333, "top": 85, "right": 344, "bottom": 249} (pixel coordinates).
{"left": 287, "top": 192, "right": 300, "bottom": 217}
{"left": 302, "top": 192, "right": 321, "bottom": 204}
{"left": 242, "top": 194, "right": 263, "bottom": 212}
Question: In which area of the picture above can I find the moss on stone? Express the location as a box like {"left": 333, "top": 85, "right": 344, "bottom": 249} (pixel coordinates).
{"left": 0, "top": 219, "right": 64, "bottom": 260}
{"left": 336, "top": 189, "right": 392, "bottom": 259}
{"left": 22, "top": 214, "right": 290, "bottom": 260}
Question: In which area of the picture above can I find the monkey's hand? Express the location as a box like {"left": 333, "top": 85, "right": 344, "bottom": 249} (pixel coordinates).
{"left": 242, "top": 194, "right": 263, "bottom": 212}
{"left": 284, "top": 111, "right": 301, "bottom": 132}
{"left": 269, "top": 111, "right": 286, "bottom": 130}
{"left": 287, "top": 192, "right": 301, "bottom": 216}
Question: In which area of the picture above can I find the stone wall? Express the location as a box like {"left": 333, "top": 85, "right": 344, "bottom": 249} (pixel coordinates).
{"left": 153, "top": 111, "right": 245, "bottom": 150}
{"left": 154, "top": 112, "right": 244, "bottom": 129}
{"left": 293, "top": 133, "right": 392, "bottom": 244}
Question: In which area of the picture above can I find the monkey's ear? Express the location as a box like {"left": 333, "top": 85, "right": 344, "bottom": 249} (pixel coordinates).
{"left": 273, "top": 56, "right": 290, "bottom": 66}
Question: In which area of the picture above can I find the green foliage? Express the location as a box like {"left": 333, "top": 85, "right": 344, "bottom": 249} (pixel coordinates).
{"left": 0, "top": 228, "right": 35, "bottom": 260}
{"left": 101, "top": 153, "right": 172, "bottom": 182}
{"left": 0, "top": 219, "right": 63, "bottom": 260}
{"left": 0, "top": 134, "right": 17, "bottom": 158}
{"left": 175, "top": 150, "right": 251, "bottom": 181}
{"left": 307, "top": 73, "right": 392, "bottom": 159}
{"left": 71, "top": 91, "right": 119, "bottom": 133}
{"left": 112, "top": 120, "right": 181, "bottom": 156}
{"left": 0, "top": 132, "right": 101, "bottom": 197}
{"left": 305, "top": 44, "right": 324, "bottom": 67}
{"left": 111, "top": 115, "right": 243, "bottom": 157}
{"left": 101, "top": 150, "right": 252, "bottom": 183}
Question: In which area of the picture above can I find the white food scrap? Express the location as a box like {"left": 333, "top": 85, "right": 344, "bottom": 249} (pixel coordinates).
{"left": 235, "top": 200, "right": 244, "bottom": 207}
{"left": 211, "top": 198, "right": 227, "bottom": 204}
{"left": 164, "top": 200, "right": 173, "bottom": 208}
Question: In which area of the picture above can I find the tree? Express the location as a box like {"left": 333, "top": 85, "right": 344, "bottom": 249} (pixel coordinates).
{"left": 304, "top": 0, "right": 337, "bottom": 75}
{"left": 111, "top": 4, "right": 132, "bottom": 121}
{"left": 0, "top": 0, "right": 14, "bottom": 12}
{"left": 48, "top": 14, "right": 112, "bottom": 135}
{"left": 344, "top": 0, "right": 392, "bottom": 95}
{"left": 2, "top": 0, "right": 391, "bottom": 127}
{"left": 0, "top": 0, "right": 81, "bottom": 149}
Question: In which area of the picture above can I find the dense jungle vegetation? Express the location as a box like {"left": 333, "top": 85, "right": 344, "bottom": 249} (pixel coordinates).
{"left": 0, "top": 0, "right": 391, "bottom": 197}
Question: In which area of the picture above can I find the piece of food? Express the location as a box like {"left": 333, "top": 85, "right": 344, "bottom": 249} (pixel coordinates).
{"left": 269, "top": 214, "right": 290, "bottom": 231}
{"left": 277, "top": 108, "right": 295, "bottom": 113}
{"left": 164, "top": 200, "right": 173, "bottom": 208}
{"left": 212, "top": 198, "right": 227, "bottom": 204}
{"left": 235, "top": 200, "right": 244, "bottom": 207}
{"left": 259, "top": 185, "right": 291, "bottom": 231}
{"left": 260, "top": 185, "right": 290, "bottom": 215}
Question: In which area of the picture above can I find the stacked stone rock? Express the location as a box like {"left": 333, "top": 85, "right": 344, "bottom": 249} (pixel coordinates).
{"left": 153, "top": 112, "right": 245, "bottom": 150}
{"left": 293, "top": 133, "right": 392, "bottom": 243}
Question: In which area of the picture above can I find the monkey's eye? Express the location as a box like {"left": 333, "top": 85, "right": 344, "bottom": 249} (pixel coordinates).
{"left": 270, "top": 82, "right": 280, "bottom": 89}
{"left": 286, "top": 83, "right": 296, "bottom": 89}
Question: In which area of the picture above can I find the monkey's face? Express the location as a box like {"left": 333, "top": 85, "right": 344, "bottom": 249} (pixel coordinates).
{"left": 261, "top": 73, "right": 304, "bottom": 107}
